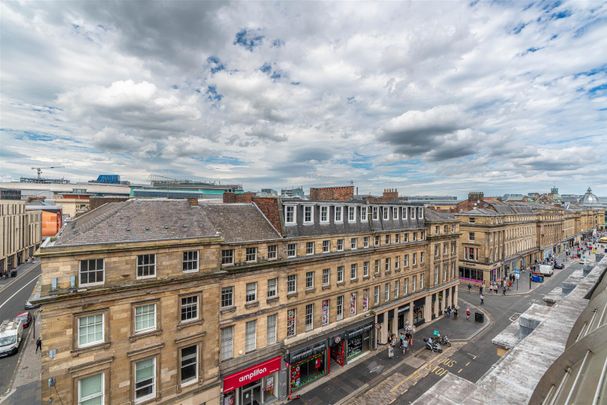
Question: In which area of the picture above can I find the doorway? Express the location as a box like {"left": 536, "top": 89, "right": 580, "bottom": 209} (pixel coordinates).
{"left": 241, "top": 381, "right": 262, "bottom": 405}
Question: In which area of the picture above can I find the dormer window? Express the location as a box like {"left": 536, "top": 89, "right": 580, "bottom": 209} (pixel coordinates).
{"left": 383, "top": 207, "right": 389, "bottom": 220}
{"left": 320, "top": 206, "right": 329, "bottom": 223}
{"left": 348, "top": 206, "right": 356, "bottom": 222}
{"left": 402, "top": 207, "right": 408, "bottom": 220}
{"left": 392, "top": 207, "right": 399, "bottom": 220}
{"left": 335, "top": 206, "right": 343, "bottom": 223}
{"left": 285, "top": 206, "right": 296, "bottom": 225}
{"left": 361, "top": 206, "right": 368, "bottom": 221}
{"left": 419, "top": 207, "right": 424, "bottom": 219}
{"left": 372, "top": 206, "right": 379, "bottom": 221}
{"left": 411, "top": 207, "right": 416, "bottom": 220}
{"left": 304, "top": 206, "right": 314, "bottom": 224}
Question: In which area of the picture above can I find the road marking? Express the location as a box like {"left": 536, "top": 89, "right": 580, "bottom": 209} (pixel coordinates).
{"left": 0, "top": 275, "right": 39, "bottom": 311}
{"left": 465, "top": 361, "right": 471, "bottom": 367}
{"left": 458, "top": 368, "right": 463, "bottom": 374}
{"left": 466, "top": 353, "right": 477, "bottom": 360}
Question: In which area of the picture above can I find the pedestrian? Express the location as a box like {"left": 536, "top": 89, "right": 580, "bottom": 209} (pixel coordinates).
{"left": 480, "top": 293, "right": 484, "bottom": 305}
{"left": 466, "top": 307, "right": 471, "bottom": 320}
{"left": 453, "top": 308, "right": 458, "bottom": 319}
{"left": 479, "top": 285, "right": 483, "bottom": 295}
{"left": 503, "top": 286, "right": 506, "bottom": 295}
{"left": 36, "top": 337, "right": 42, "bottom": 353}
{"left": 402, "top": 337, "right": 409, "bottom": 354}
{"left": 446, "top": 306, "right": 451, "bottom": 318}
{"left": 468, "top": 283, "right": 472, "bottom": 293}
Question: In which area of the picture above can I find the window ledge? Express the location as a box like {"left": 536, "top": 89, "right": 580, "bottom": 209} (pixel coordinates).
{"left": 220, "top": 306, "right": 236, "bottom": 314}
{"left": 350, "top": 278, "right": 358, "bottom": 283}
{"left": 287, "top": 292, "right": 299, "bottom": 299}
{"left": 129, "top": 329, "right": 163, "bottom": 342}
{"left": 71, "top": 341, "right": 111, "bottom": 356}
{"left": 266, "top": 297, "right": 279, "bottom": 304}
{"left": 363, "top": 275, "right": 370, "bottom": 280}
{"left": 322, "top": 285, "right": 331, "bottom": 290}
{"left": 385, "top": 271, "right": 391, "bottom": 275}
{"left": 305, "top": 288, "right": 316, "bottom": 294}
{"left": 336, "top": 281, "right": 345, "bottom": 287}
{"left": 245, "top": 301, "right": 259, "bottom": 309}
{"left": 177, "top": 319, "right": 204, "bottom": 330}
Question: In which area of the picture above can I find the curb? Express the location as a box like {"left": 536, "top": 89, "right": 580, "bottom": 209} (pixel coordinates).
{"left": 0, "top": 319, "right": 33, "bottom": 398}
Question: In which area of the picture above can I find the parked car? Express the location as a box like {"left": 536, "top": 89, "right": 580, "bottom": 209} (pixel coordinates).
{"left": 9, "top": 269, "right": 17, "bottom": 277}
{"left": 24, "top": 300, "right": 40, "bottom": 310}
{"left": 15, "top": 312, "right": 32, "bottom": 329}
{"left": 554, "top": 262, "right": 564, "bottom": 269}
{"left": 0, "top": 319, "right": 24, "bottom": 357}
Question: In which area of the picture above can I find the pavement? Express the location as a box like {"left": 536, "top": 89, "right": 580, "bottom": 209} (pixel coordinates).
{"left": 286, "top": 253, "right": 581, "bottom": 405}
{"left": 0, "top": 261, "right": 41, "bottom": 400}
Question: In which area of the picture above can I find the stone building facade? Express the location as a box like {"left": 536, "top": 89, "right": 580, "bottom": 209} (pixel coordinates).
{"left": 36, "top": 187, "right": 459, "bottom": 405}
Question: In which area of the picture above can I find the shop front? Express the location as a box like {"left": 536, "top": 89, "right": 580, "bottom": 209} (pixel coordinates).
{"left": 397, "top": 304, "right": 410, "bottom": 330}
{"left": 288, "top": 342, "right": 327, "bottom": 393}
{"left": 413, "top": 298, "right": 425, "bottom": 326}
{"left": 223, "top": 356, "right": 282, "bottom": 405}
{"left": 345, "top": 322, "right": 373, "bottom": 361}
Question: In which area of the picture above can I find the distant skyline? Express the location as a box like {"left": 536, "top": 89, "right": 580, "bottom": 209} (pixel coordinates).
{"left": 1, "top": 1, "right": 606, "bottom": 196}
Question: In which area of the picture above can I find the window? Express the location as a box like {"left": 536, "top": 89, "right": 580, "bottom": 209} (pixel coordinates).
{"left": 384, "top": 282, "right": 390, "bottom": 302}
{"left": 221, "top": 249, "right": 234, "bottom": 265}
{"left": 337, "top": 239, "right": 344, "bottom": 251}
{"left": 374, "top": 286, "right": 380, "bottom": 305}
{"left": 372, "top": 206, "right": 379, "bottom": 221}
{"left": 182, "top": 251, "right": 198, "bottom": 272}
{"left": 393, "top": 206, "right": 399, "bottom": 219}
{"left": 403, "top": 232, "right": 409, "bottom": 242}
{"left": 395, "top": 280, "right": 400, "bottom": 299}
{"left": 404, "top": 278, "right": 409, "bottom": 295}
{"left": 134, "top": 358, "right": 156, "bottom": 402}
{"left": 435, "top": 244, "right": 440, "bottom": 257}
{"left": 180, "top": 345, "right": 198, "bottom": 386}
{"left": 320, "top": 206, "right": 329, "bottom": 223}
{"left": 420, "top": 275, "right": 424, "bottom": 289}
{"left": 246, "top": 282, "right": 257, "bottom": 303}
{"left": 420, "top": 252, "right": 425, "bottom": 264}
{"left": 412, "top": 275, "right": 417, "bottom": 292}
{"left": 374, "top": 259, "right": 380, "bottom": 273}
{"left": 306, "top": 271, "right": 315, "bottom": 289}
{"left": 78, "top": 373, "right": 104, "bottom": 405}
{"left": 443, "top": 243, "right": 448, "bottom": 255}
{"left": 306, "top": 241, "right": 315, "bottom": 255}
{"left": 246, "top": 247, "right": 258, "bottom": 262}
{"left": 363, "top": 261, "right": 369, "bottom": 278}
{"left": 287, "top": 308, "right": 296, "bottom": 337}
{"left": 444, "top": 225, "right": 449, "bottom": 234}
{"left": 363, "top": 236, "right": 369, "bottom": 248}
{"left": 78, "top": 314, "right": 104, "bottom": 348}
{"left": 287, "top": 274, "right": 297, "bottom": 294}
{"left": 413, "top": 232, "right": 417, "bottom": 241}
{"left": 465, "top": 247, "right": 478, "bottom": 261}
{"left": 268, "top": 245, "right": 277, "bottom": 260}
{"left": 469, "top": 217, "right": 476, "bottom": 223}
{"left": 383, "top": 207, "right": 389, "bottom": 220}
{"left": 361, "top": 206, "right": 368, "bottom": 221}
{"left": 469, "top": 232, "right": 475, "bottom": 241}
{"left": 137, "top": 254, "right": 156, "bottom": 279}
{"left": 245, "top": 320, "right": 256, "bottom": 352}
{"left": 411, "top": 207, "right": 416, "bottom": 219}
{"left": 402, "top": 206, "right": 408, "bottom": 219}
{"left": 287, "top": 243, "right": 297, "bottom": 258}
{"left": 374, "top": 235, "right": 381, "bottom": 246}
{"left": 385, "top": 258, "right": 391, "bottom": 273}
{"left": 337, "top": 296, "right": 344, "bottom": 320}
{"left": 304, "top": 206, "right": 313, "bottom": 224}
{"left": 322, "top": 240, "right": 330, "bottom": 253}
{"left": 434, "top": 268, "right": 439, "bottom": 285}
{"left": 221, "top": 287, "right": 233, "bottom": 308}
{"left": 412, "top": 253, "right": 417, "bottom": 265}
{"left": 385, "top": 234, "right": 390, "bottom": 244}
{"left": 351, "top": 237, "right": 357, "bottom": 250}
{"left": 337, "top": 266, "right": 344, "bottom": 283}
{"left": 348, "top": 206, "right": 356, "bottom": 222}
{"left": 419, "top": 207, "right": 424, "bottom": 219}
{"left": 363, "top": 289, "right": 369, "bottom": 311}
{"left": 322, "top": 268, "right": 330, "bottom": 286}
{"left": 435, "top": 226, "right": 440, "bottom": 235}
{"left": 221, "top": 327, "right": 233, "bottom": 360}
{"left": 395, "top": 233, "right": 400, "bottom": 243}
{"left": 134, "top": 304, "right": 156, "bottom": 334}
{"left": 451, "top": 242, "right": 456, "bottom": 255}
{"left": 267, "top": 314, "right": 277, "bottom": 344}
{"left": 395, "top": 256, "right": 400, "bottom": 270}
{"left": 350, "top": 292, "right": 357, "bottom": 315}
{"left": 285, "top": 206, "right": 296, "bottom": 224}
{"left": 267, "top": 278, "right": 278, "bottom": 298}
{"left": 350, "top": 263, "right": 357, "bottom": 280}
{"left": 305, "top": 304, "right": 314, "bottom": 331}
{"left": 180, "top": 295, "right": 199, "bottom": 322}
{"left": 335, "top": 206, "right": 343, "bottom": 222}
{"left": 79, "top": 259, "right": 104, "bottom": 286}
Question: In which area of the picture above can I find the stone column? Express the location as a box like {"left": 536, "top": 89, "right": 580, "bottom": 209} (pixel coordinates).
{"left": 424, "top": 295, "right": 432, "bottom": 323}
{"left": 392, "top": 308, "right": 398, "bottom": 334}
{"left": 453, "top": 285, "right": 459, "bottom": 308}
{"left": 381, "top": 311, "right": 389, "bottom": 344}
{"left": 407, "top": 304, "right": 414, "bottom": 325}
{"left": 441, "top": 289, "right": 447, "bottom": 312}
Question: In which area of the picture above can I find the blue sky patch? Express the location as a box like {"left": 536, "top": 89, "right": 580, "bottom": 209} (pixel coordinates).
{"left": 512, "top": 22, "right": 528, "bottom": 34}
{"left": 271, "top": 39, "right": 285, "bottom": 47}
{"left": 13, "top": 130, "right": 56, "bottom": 142}
{"left": 551, "top": 9, "right": 571, "bottom": 19}
{"left": 207, "top": 55, "right": 226, "bottom": 74}
{"left": 206, "top": 85, "right": 223, "bottom": 102}
{"left": 234, "top": 28, "right": 264, "bottom": 51}
{"left": 203, "top": 156, "right": 245, "bottom": 165}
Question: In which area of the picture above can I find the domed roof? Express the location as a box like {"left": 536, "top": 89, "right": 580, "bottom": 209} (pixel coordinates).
{"left": 580, "top": 187, "right": 600, "bottom": 205}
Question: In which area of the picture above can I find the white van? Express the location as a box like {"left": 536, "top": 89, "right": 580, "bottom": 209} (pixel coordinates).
{"left": 0, "top": 319, "right": 24, "bottom": 357}
{"left": 538, "top": 264, "right": 554, "bottom": 276}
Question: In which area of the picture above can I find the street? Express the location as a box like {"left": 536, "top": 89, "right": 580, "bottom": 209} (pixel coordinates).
{"left": 0, "top": 262, "right": 40, "bottom": 396}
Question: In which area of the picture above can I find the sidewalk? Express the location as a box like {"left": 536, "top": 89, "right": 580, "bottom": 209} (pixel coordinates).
{"left": 0, "top": 260, "right": 39, "bottom": 293}
{"left": 291, "top": 299, "right": 490, "bottom": 405}
{"left": 0, "top": 309, "right": 42, "bottom": 404}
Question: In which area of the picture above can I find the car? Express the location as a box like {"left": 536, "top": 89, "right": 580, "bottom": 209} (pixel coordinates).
{"left": 554, "top": 262, "right": 564, "bottom": 269}
{"left": 15, "top": 312, "right": 32, "bottom": 329}
{"left": 24, "top": 300, "right": 40, "bottom": 310}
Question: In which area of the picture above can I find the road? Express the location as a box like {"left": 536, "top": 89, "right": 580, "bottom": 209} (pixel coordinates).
{"left": 0, "top": 262, "right": 40, "bottom": 395}
{"left": 395, "top": 257, "right": 581, "bottom": 404}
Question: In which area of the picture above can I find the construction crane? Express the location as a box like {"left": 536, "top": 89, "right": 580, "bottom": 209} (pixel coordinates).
{"left": 31, "top": 166, "right": 64, "bottom": 179}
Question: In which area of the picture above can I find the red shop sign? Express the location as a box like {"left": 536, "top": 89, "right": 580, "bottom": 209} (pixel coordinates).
{"left": 223, "top": 356, "right": 282, "bottom": 393}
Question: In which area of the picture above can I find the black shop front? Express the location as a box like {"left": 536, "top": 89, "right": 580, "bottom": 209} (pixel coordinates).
{"left": 287, "top": 341, "right": 327, "bottom": 393}
{"left": 413, "top": 298, "right": 425, "bottom": 326}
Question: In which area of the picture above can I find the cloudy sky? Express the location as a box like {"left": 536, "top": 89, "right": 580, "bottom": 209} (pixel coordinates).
{"left": 1, "top": 0, "right": 606, "bottom": 197}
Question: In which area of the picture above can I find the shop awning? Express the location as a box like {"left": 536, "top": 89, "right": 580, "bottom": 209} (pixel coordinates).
{"left": 289, "top": 342, "right": 326, "bottom": 363}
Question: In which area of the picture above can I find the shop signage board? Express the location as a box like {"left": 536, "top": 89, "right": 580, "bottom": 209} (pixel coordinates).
{"left": 350, "top": 292, "right": 357, "bottom": 315}
{"left": 223, "top": 356, "right": 282, "bottom": 393}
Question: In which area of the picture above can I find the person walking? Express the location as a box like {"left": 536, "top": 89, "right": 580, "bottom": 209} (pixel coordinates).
{"left": 468, "top": 283, "right": 472, "bottom": 293}
{"left": 453, "top": 307, "right": 458, "bottom": 319}
{"left": 503, "top": 286, "right": 506, "bottom": 295}
{"left": 402, "top": 337, "right": 409, "bottom": 354}
{"left": 466, "top": 307, "right": 471, "bottom": 320}
{"left": 480, "top": 293, "right": 484, "bottom": 305}
{"left": 35, "top": 337, "right": 42, "bottom": 353}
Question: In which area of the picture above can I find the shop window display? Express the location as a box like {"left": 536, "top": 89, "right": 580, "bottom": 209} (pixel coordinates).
{"left": 290, "top": 352, "right": 326, "bottom": 391}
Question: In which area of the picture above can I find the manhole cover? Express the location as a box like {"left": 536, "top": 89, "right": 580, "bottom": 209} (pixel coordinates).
{"left": 509, "top": 313, "right": 521, "bottom": 322}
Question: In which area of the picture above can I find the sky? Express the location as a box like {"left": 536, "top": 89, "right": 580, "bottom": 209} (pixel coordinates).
{"left": 1, "top": 0, "right": 606, "bottom": 198}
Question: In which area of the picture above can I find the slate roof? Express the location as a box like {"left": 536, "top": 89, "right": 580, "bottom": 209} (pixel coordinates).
{"left": 53, "top": 199, "right": 280, "bottom": 247}
{"left": 424, "top": 209, "right": 458, "bottom": 222}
